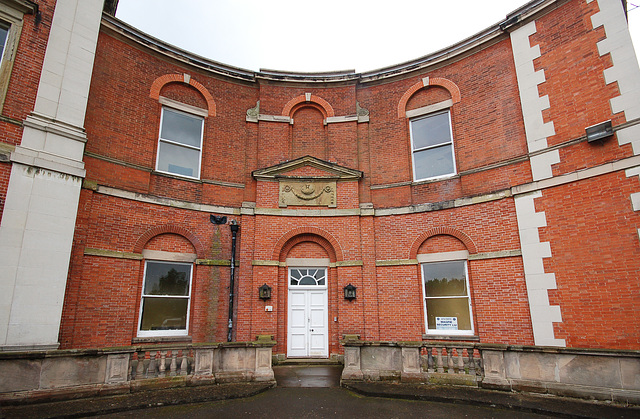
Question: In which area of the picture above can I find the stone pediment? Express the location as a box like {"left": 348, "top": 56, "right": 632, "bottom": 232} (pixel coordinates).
{"left": 252, "top": 156, "right": 362, "bottom": 181}
{"left": 253, "top": 156, "right": 362, "bottom": 208}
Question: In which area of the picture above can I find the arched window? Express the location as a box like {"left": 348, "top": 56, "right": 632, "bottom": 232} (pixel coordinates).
{"left": 137, "top": 233, "right": 198, "bottom": 338}
{"left": 156, "top": 99, "right": 206, "bottom": 179}
{"left": 417, "top": 237, "right": 474, "bottom": 336}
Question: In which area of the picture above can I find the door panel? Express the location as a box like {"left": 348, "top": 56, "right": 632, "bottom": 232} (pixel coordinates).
{"left": 287, "top": 286, "right": 327, "bottom": 358}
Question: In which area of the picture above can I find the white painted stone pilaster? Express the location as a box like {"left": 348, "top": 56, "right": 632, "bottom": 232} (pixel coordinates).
{"left": 510, "top": 21, "right": 560, "bottom": 181}
{"left": 588, "top": 0, "right": 640, "bottom": 154}
{"left": 626, "top": 166, "right": 640, "bottom": 241}
{"left": 514, "top": 191, "right": 565, "bottom": 347}
{"left": 0, "top": 0, "right": 104, "bottom": 349}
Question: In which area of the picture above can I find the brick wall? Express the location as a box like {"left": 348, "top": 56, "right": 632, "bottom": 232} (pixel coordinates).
{"left": 54, "top": 0, "right": 640, "bottom": 353}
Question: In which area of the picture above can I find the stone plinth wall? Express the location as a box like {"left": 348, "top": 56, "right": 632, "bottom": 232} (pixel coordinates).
{"left": 0, "top": 341, "right": 275, "bottom": 404}
{"left": 341, "top": 341, "right": 640, "bottom": 404}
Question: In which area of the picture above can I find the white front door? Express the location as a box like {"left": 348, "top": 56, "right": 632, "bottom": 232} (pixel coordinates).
{"left": 287, "top": 268, "right": 328, "bottom": 358}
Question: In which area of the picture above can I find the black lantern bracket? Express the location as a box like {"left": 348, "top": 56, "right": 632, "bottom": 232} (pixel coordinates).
{"left": 259, "top": 283, "right": 272, "bottom": 300}
{"left": 343, "top": 283, "right": 357, "bottom": 301}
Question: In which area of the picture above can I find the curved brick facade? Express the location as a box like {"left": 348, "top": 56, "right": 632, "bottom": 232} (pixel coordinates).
{"left": 1, "top": 0, "right": 639, "bottom": 356}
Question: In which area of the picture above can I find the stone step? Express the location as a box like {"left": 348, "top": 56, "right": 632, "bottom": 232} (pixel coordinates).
{"left": 276, "top": 358, "right": 342, "bottom": 366}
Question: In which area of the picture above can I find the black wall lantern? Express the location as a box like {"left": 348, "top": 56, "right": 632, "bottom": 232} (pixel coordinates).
{"left": 343, "top": 283, "right": 357, "bottom": 301}
{"left": 259, "top": 283, "right": 272, "bottom": 300}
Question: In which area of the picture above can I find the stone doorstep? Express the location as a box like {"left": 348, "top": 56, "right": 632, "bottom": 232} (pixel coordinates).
{"left": 342, "top": 381, "right": 640, "bottom": 418}
{"left": 274, "top": 358, "right": 342, "bottom": 366}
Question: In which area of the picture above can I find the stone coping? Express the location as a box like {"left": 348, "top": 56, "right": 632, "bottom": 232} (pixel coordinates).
{"left": 343, "top": 382, "right": 640, "bottom": 417}
{"left": 341, "top": 340, "right": 640, "bottom": 357}
{"left": 0, "top": 341, "right": 277, "bottom": 359}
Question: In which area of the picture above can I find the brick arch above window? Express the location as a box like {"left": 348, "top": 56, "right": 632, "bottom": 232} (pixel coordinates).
{"left": 409, "top": 226, "right": 477, "bottom": 259}
{"left": 273, "top": 227, "right": 342, "bottom": 263}
{"left": 397, "top": 77, "right": 461, "bottom": 118}
{"left": 150, "top": 73, "right": 216, "bottom": 117}
{"left": 134, "top": 224, "right": 206, "bottom": 259}
{"left": 282, "top": 94, "right": 335, "bottom": 119}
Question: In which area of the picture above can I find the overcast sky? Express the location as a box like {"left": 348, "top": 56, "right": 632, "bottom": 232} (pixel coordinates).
{"left": 115, "top": 0, "right": 640, "bottom": 73}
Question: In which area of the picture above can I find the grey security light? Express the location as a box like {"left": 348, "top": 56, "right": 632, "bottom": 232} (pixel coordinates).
{"left": 586, "top": 120, "right": 613, "bottom": 143}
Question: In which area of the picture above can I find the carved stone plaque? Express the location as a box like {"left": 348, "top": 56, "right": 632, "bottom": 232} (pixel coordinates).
{"left": 279, "top": 180, "right": 336, "bottom": 208}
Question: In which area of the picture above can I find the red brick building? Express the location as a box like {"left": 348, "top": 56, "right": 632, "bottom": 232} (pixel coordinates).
{"left": 1, "top": 0, "right": 639, "bottom": 360}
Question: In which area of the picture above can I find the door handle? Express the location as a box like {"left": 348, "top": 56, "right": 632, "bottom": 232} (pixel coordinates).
{"left": 310, "top": 329, "right": 314, "bottom": 332}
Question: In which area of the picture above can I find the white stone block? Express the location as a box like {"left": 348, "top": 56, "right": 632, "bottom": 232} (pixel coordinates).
{"left": 518, "top": 226, "right": 541, "bottom": 245}
{"left": 522, "top": 255, "right": 545, "bottom": 276}
{"left": 526, "top": 273, "right": 557, "bottom": 291}
{"left": 625, "top": 166, "right": 640, "bottom": 178}
{"left": 6, "top": 322, "right": 59, "bottom": 347}
{"left": 526, "top": 289, "right": 550, "bottom": 306}
{"left": 630, "top": 193, "right": 640, "bottom": 212}
{"left": 517, "top": 211, "right": 547, "bottom": 230}
{"left": 531, "top": 150, "right": 560, "bottom": 181}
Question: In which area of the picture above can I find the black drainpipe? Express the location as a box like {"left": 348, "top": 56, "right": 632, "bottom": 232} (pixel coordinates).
{"left": 227, "top": 220, "right": 239, "bottom": 342}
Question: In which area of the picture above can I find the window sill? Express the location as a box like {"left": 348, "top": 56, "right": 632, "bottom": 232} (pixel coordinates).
{"left": 422, "top": 334, "right": 480, "bottom": 342}
{"left": 153, "top": 170, "right": 202, "bottom": 184}
{"left": 132, "top": 336, "right": 193, "bottom": 344}
{"left": 412, "top": 174, "right": 460, "bottom": 186}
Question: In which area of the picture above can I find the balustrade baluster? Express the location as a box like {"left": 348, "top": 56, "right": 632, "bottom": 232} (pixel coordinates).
{"left": 457, "top": 348, "right": 465, "bottom": 374}
{"left": 148, "top": 352, "right": 157, "bottom": 378}
{"left": 180, "top": 350, "right": 188, "bottom": 376}
{"left": 427, "top": 347, "right": 434, "bottom": 373}
{"left": 136, "top": 351, "right": 145, "bottom": 378}
{"left": 468, "top": 348, "right": 476, "bottom": 376}
{"left": 158, "top": 351, "right": 166, "bottom": 377}
{"left": 170, "top": 351, "right": 177, "bottom": 376}
{"left": 436, "top": 347, "right": 444, "bottom": 373}
{"left": 188, "top": 349, "right": 194, "bottom": 375}
{"left": 143, "top": 351, "right": 150, "bottom": 378}
{"left": 130, "top": 352, "right": 138, "bottom": 380}
{"left": 475, "top": 350, "right": 483, "bottom": 376}
{"left": 447, "top": 348, "right": 454, "bottom": 374}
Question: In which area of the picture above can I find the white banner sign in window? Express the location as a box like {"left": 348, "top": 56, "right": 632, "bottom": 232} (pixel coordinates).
{"left": 436, "top": 316, "right": 458, "bottom": 330}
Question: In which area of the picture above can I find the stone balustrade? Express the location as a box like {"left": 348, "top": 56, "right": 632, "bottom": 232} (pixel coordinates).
{"left": 0, "top": 341, "right": 275, "bottom": 403}
{"left": 341, "top": 340, "right": 640, "bottom": 404}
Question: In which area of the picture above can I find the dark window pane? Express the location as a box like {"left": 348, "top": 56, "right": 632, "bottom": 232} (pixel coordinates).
{"left": 160, "top": 108, "right": 203, "bottom": 148}
{"left": 144, "top": 262, "right": 191, "bottom": 296}
{"left": 140, "top": 297, "right": 188, "bottom": 330}
{"left": 157, "top": 141, "right": 199, "bottom": 177}
{"left": 299, "top": 275, "right": 316, "bottom": 285}
{"left": 0, "top": 22, "right": 8, "bottom": 60}
{"left": 425, "top": 298, "right": 471, "bottom": 331}
{"left": 424, "top": 261, "right": 467, "bottom": 297}
{"left": 413, "top": 144, "right": 454, "bottom": 180}
{"left": 411, "top": 112, "right": 451, "bottom": 150}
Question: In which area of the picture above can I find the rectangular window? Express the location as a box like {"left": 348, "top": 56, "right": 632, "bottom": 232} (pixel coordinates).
{"left": 156, "top": 107, "right": 203, "bottom": 179}
{"left": 422, "top": 260, "right": 473, "bottom": 335}
{"left": 138, "top": 260, "right": 192, "bottom": 337}
{"left": 410, "top": 110, "right": 456, "bottom": 181}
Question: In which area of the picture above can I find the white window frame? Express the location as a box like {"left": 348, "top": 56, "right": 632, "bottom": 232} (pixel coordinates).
{"left": 0, "top": 1, "right": 35, "bottom": 112}
{"left": 138, "top": 259, "right": 194, "bottom": 338}
{"left": 155, "top": 103, "right": 205, "bottom": 180}
{"left": 419, "top": 251, "right": 474, "bottom": 336}
{"left": 409, "top": 107, "right": 457, "bottom": 182}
